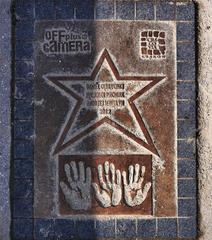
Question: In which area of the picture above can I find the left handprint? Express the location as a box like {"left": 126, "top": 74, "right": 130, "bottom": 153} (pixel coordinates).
{"left": 60, "top": 161, "right": 92, "bottom": 211}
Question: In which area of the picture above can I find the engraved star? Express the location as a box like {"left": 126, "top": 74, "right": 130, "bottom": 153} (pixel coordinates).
{"left": 45, "top": 49, "right": 166, "bottom": 156}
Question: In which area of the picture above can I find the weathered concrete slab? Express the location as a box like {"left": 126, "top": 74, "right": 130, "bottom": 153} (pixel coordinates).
{"left": 34, "top": 21, "right": 176, "bottom": 217}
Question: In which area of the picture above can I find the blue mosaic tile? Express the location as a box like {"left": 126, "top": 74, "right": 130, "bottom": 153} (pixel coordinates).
{"left": 16, "top": 0, "right": 34, "bottom": 19}
{"left": 34, "top": 219, "right": 55, "bottom": 240}
{"left": 76, "top": 0, "right": 95, "bottom": 19}
{"left": 176, "top": 2, "right": 195, "bottom": 21}
{"left": 137, "top": 219, "right": 156, "bottom": 238}
{"left": 156, "top": 0, "right": 175, "bottom": 20}
{"left": 14, "top": 120, "right": 34, "bottom": 139}
{"left": 15, "top": 61, "right": 34, "bottom": 79}
{"left": 179, "top": 217, "right": 197, "bottom": 238}
{"left": 14, "top": 140, "right": 34, "bottom": 159}
{"left": 35, "top": 0, "right": 55, "bottom": 20}
{"left": 55, "top": 0, "right": 75, "bottom": 19}
{"left": 14, "top": 160, "right": 34, "bottom": 178}
{"left": 178, "top": 160, "right": 196, "bottom": 178}
{"left": 76, "top": 219, "right": 95, "bottom": 239}
{"left": 177, "top": 100, "right": 196, "bottom": 120}
{"left": 178, "top": 179, "right": 197, "bottom": 197}
{"left": 157, "top": 218, "right": 177, "bottom": 238}
{"left": 16, "top": 20, "right": 34, "bottom": 40}
{"left": 13, "top": 179, "right": 33, "bottom": 198}
{"left": 136, "top": 1, "right": 155, "bottom": 20}
{"left": 95, "top": 219, "right": 115, "bottom": 238}
{"left": 178, "top": 120, "right": 196, "bottom": 138}
{"left": 177, "top": 62, "right": 195, "bottom": 80}
{"left": 55, "top": 219, "right": 75, "bottom": 240}
{"left": 15, "top": 80, "right": 33, "bottom": 99}
{"left": 177, "top": 81, "right": 196, "bottom": 100}
{"left": 13, "top": 198, "right": 33, "bottom": 218}
{"left": 177, "top": 42, "right": 195, "bottom": 61}
{"left": 116, "top": 219, "right": 136, "bottom": 238}
{"left": 116, "top": 0, "right": 135, "bottom": 20}
{"left": 15, "top": 41, "right": 33, "bottom": 60}
{"left": 178, "top": 198, "right": 197, "bottom": 217}
{"left": 177, "top": 22, "right": 195, "bottom": 41}
{"left": 96, "top": 0, "right": 114, "bottom": 19}
{"left": 178, "top": 139, "right": 196, "bottom": 159}
{"left": 14, "top": 100, "right": 33, "bottom": 120}
{"left": 12, "top": 219, "right": 33, "bottom": 240}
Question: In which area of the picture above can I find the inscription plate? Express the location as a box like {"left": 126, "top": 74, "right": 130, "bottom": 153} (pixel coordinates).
{"left": 34, "top": 21, "right": 176, "bottom": 217}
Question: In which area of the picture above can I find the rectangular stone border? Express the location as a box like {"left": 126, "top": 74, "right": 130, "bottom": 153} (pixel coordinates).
{"left": 11, "top": 0, "right": 197, "bottom": 239}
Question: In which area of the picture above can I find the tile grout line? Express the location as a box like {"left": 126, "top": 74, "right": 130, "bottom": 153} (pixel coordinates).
{"left": 115, "top": 218, "right": 117, "bottom": 237}
{"left": 114, "top": 0, "right": 116, "bottom": 19}
{"left": 154, "top": 0, "right": 157, "bottom": 21}
{"left": 134, "top": 0, "right": 137, "bottom": 20}
{"left": 94, "top": 2, "right": 96, "bottom": 20}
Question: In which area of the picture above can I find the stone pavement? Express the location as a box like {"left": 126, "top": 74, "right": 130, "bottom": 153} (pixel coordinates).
{"left": 0, "top": 0, "right": 212, "bottom": 239}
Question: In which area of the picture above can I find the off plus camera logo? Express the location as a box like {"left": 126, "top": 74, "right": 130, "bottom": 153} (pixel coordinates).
{"left": 42, "top": 28, "right": 91, "bottom": 55}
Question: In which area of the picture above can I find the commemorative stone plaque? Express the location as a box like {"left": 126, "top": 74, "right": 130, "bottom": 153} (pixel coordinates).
{"left": 34, "top": 21, "right": 176, "bottom": 217}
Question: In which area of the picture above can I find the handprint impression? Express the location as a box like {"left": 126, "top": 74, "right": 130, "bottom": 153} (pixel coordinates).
{"left": 92, "top": 161, "right": 122, "bottom": 208}
{"left": 60, "top": 161, "right": 92, "bottom": 211}
{"left": 122, "top": 164, "right": 151, "bottom": 207}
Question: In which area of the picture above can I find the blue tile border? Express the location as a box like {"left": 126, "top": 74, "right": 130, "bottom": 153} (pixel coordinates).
{"left": 137, "top": 219, "right": 156, "bottom": 238}
{"left": 156, "top": 0, "right": 175, "bottom": 21}
{"left": 116, "top": 219, "right": 136, "bottom": 238}
{"left": 176, "top": 1, "right": 195, "bottom": 21}
{"left": 177, "top": 100, "right": 196, "bottom": 120}
{"left": 75, "top": 0, "right": 95, "bottom": 20}
{"left": 96, "top": 0, "right": 114, "bottom": 19}
{"left": 35, "top": 0, "right": 55, "bottom": 20}
{"left": 0, "top": 0, "right": 11, "bottom": 237}
{"left": 16, "top": 0, "right": 34, "bottom": 19}
{"left": 14, "top": 140, "right": 34, "bottom": 159}
{"left": 178, "top": 159, "right": 196, "bottom": 178}
{"left": 14, "top": 159, "right": 34, "bottom": 178}
{"left": 12, "top": 219, "right": 34, "bottom": 240}
{"left": 54, "top": 219, "right": 75, "bottom": 240}
{"left": 16, "top": 20, "right": 34, "bottom": 40}
{"left": 179, "top": 217, "right": 197, "bottom": 238}
{"left": 13, "top": 198, "right": 33, "bottom": 218}
{"left": 136, "top": 1, "right": 155, "bottom": 20}
{"left": 178, "top": 179, "right": 197, "bottom": 198}
{"left": 15, "top": 60, "right": 34, "bottom": 79}
{"left": 14, "top": 100, "right": 34, "bottom": 120}
{"left": 34, "top": 219, "right": 55, "bottom": 239}
{"left": 15, "top": 80, "right": 33, "bottom": 100}
{"left": 76, "top": 219, "right": 95, "bottom": 239}
{"left": 95, "top": 219, "right": 115, "bottom": 238}
{"left": 177, "top": 62, "right": 196, "bottom": 81}
{"left": 157, "top": 218, "right": 178, "bottom": 238}
{"left": 116, "top": 0, "right": 135, "bottom": 20}
{"left": 178, "top": 198, "right": 197, "bottom": 217}
{"left": 55, "top": 0, "right": 75, "bottom": 20}
{"left": 177, "top": 22, "right": 195, "bottom": 41}
{"left": 15, "top": 41, "right": 34, "bottom": 60}
{"left": 12, "top": 1, "right": 198, "bottom": 239}
{"left": 178, "top": 139, "right": 196, "bottom": 159}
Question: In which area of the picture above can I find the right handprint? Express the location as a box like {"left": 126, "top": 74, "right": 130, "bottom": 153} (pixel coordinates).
{"left": 122, "top": 164, "right": 152, "bottom": 207}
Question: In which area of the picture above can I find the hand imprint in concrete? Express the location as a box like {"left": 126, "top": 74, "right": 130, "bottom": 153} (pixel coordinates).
{"left": 60, "top": 161, "right": 92, "bottom": 210}
{"left": 122, "top": 164, "right": 151, "bottom": 207}
{"left": 92, "top": 161, "right": 122, "bottom": 208}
